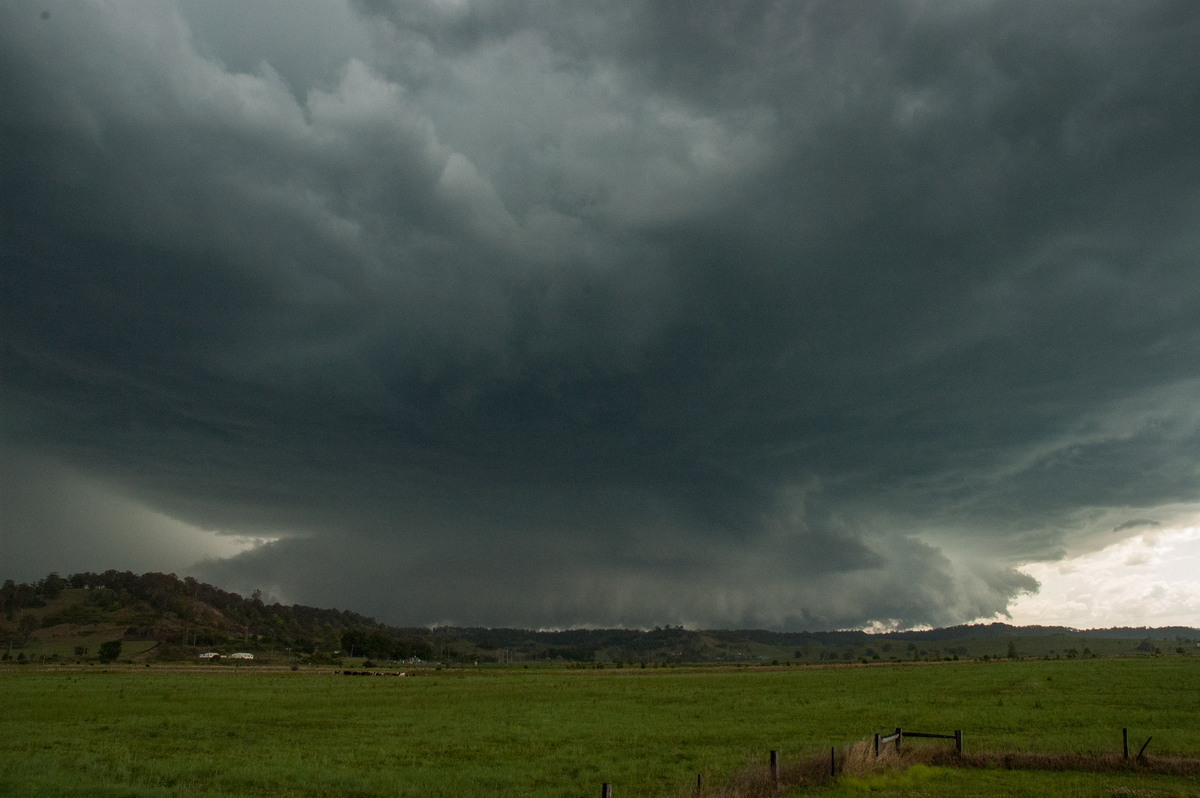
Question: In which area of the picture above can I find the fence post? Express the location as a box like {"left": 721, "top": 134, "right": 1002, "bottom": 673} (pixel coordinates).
{"left": 601, "top": 783, "right": 612, "bottom": 798}
{"left": 830, "top": 746, "right": 836, "bottom": 778}
{"left": 955, "top": 729, "right": 963, "bottom": 755}
{"left": 874, "top": 733, "right": 881, "bottom": 757}
{"left": 694, "top": 773, "right": 701, "bottom": 798}
{"left": 895, "top": 728, "right": 902, "bottom": 754}
{"left": 770, "top": 750, "right": 780, "bottom": 788}
{"left": 1123, "top": 728, "right": 1129, "bottom": 759}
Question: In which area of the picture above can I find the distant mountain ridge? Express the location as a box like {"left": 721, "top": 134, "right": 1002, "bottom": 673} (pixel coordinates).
{"left": 3, "top": 570, "right": 1197, "bottom": 665}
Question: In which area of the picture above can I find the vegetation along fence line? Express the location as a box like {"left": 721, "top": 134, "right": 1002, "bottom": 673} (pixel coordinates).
{"left": 594, "top": 727, "right": 1163, "bottom": 795}
{"left": 874, "top": 727, "right": 964, "bottom": 756}
{"left": 600, "top": 734, "right": 938, "bottom": 797}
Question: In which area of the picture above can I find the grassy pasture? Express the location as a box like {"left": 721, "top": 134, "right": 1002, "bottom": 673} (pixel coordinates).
{"left": 0, "top": 657, "right": 1196, "bottom": 797}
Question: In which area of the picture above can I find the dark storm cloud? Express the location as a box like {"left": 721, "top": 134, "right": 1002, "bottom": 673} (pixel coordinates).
{"left": 3, "top": 1, "right": 1200, "bottom": 629}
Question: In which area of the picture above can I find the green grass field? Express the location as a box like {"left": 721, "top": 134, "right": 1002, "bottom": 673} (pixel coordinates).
{"left": 1, "top": 657, "right": 1196, "bottom": 797}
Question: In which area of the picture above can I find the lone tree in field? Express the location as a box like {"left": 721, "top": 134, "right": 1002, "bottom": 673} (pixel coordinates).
{"left": 98, "top": 640, "right": 122, "bottom": 663}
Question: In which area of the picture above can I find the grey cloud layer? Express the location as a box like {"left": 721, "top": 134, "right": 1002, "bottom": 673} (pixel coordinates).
{"left": 3, "top": 0, "right": 1199, "bottom": 628}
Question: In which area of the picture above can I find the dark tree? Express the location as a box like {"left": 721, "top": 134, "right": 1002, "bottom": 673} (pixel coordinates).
{"left": 98, "top": 640, "right": 122, "bottom": 663}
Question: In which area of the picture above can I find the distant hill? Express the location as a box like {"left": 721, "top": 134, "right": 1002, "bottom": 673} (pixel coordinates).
{"left": 442, "top": 622, "right": 1200, "bottom": 664}
{"left": 2, "top": 570, "right": 435, "bottom": 664}
{"left": 3, "top": 570, "right": 1197, "bottom": 665}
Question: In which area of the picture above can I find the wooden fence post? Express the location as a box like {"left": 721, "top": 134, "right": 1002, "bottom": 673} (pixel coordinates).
{"left": 874, "top": 733, "right": 881, "bottom": 757}
{"left": 1123, "top": 728, "right": 1129, "bottom": 759}
{"left": 830, "top": 746, "right": 836, "bottom": 778}
{"left": 770, "top": 750, "right": 780, "bottom": 788}
{"left": 895, "top": 728, "right": 902, "bottom": 754}
{"left": 954, "top": 729, "right": 963, "bottom": 755}
{"left": 601, "top": 783, "right": 612, "bottom": 798}
{"left": 694, "top": 773, "right": 701, "bottom": 798}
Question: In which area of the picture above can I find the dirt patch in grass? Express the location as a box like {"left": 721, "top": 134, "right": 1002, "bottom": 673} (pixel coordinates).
{"left": 924, "top": 748, "right": 1200, "bottom": 777}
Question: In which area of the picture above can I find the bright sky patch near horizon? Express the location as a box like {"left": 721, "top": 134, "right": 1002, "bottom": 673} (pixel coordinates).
{"left": 3, "top": 1, "right": 1199, "bottom": 632}
{"left": 1005, "top": 522, "right": 1200, "bottom": 629}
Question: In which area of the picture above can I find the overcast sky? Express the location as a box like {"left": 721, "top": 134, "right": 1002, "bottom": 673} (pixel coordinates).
{"left": 4, "top": 1, "right": 1200, "bottom": 631}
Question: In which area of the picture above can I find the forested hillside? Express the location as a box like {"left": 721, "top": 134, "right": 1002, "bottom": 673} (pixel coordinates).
{"left": 1, "top": 570, "right": 434, "bottom": 662}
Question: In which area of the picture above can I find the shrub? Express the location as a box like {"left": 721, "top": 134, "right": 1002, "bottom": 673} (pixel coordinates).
{"left": 98, "top": 640, "right": 122, "bottom": 663}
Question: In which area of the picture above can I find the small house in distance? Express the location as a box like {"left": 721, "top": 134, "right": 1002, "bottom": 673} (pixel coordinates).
{"left": 228, "top": 652, "right": 254, "bottom": 659}
{"left": 199, "top": 652, "right": 221, "bottom": 659}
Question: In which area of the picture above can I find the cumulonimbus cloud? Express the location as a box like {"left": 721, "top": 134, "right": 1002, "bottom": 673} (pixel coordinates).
{"left": 3, "top": 0, "right": 1200, "bottom": 629}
